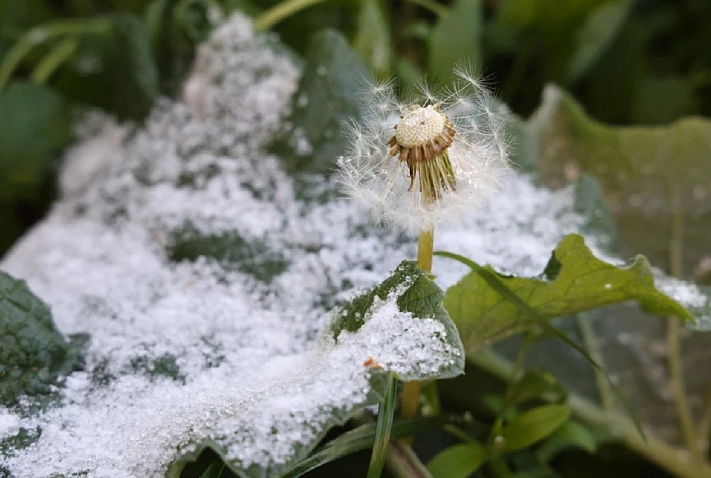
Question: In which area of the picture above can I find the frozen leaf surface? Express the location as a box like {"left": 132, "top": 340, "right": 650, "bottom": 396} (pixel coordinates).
{"left": 0, "top": 271, "right": 84, "bottom": 408}
{"left": 332, "top": 261, "right": 464, "bottom": 382}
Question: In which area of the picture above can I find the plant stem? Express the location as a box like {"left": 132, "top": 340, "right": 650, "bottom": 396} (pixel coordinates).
{"left": 470, "top": 348, "right": 711, "bottom": 478}
{"left": 401, "top": 381, "right": 421, "bottom": 421}
{"left": 698, "top": 384, "right": 711, "bottom": 454}
{"left": 252, "top": 0, "right": 328, "bottom": 32}
{"left": 385, "top": 440, "right": 434, "bottom": 478}
{"left": 30, "top": 37, "right": 79, "bottom": 84}
{"left": 354, "top": 412, "right": 435, "bottom": 478}
{"left": 416, "top": 227, "right": 434, "bottom": 274}
{"left": 666, "top": 182, "right": 701, "bottom": 460}
{"left": 0, "top": 18, "right": 110, "bottom": 90}
{"left": 401, "top": 227, "right": 436, "bottom": 423}
{"left": 575, "top": 312, "right": 614, "bottom": 411}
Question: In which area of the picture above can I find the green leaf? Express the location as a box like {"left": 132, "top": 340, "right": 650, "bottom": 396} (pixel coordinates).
{"left": 502, "top": 405, "right": 571, "bottom": 452}
{"left": 271, "top": 28, "right": 367, "bottom": 174}
{"left": 52, "top": 13, "right": 159, "bottom": 120}
{"left": 630, "top": 76, "right": 698, "bottom": 125}
{"left": 167, "top": 225, "right": 288, "bottom": 283}
{"left": 571, "top": 173, "right": 618, "bottom": 254}
{"left": 332, "top": 261, "right": 465, "bottom": 381}
{"left": 0, "top": 270, "right": 85, "bottom": 408}
{"left": 566, "top": 0, "right": 633, "bottom": 84}
{"left": 529, "top": 86, "right": 711, "bottom": 328}
{"left": 442, "top": 234, "right": 695, "bottom": 348}
{"left": 366, "top": 373, "right": 397, "bottom": 478}
{"left": 428, "top": 0, "right": 482, "bottom": 81}
{"left": 0, "top": 81, "right": 71, "bottom": 202}
{"left": 145, "top": 0, "right": 213, "bottom": 95}
{"left": 352, "top": 0, "right": 392, "bottom": 75}
{"left": 427, "top": 441, "right": 488, "bottom": 478}
{"left": 200, "top": 460, "right": 225, "bottom": 478}
{"left": 535, "top": 420, "right": 597, "bottom": 462}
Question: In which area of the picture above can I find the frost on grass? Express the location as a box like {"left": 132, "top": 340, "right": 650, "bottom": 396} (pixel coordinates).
{"left": 1, "top": 11, "right": 710, "bottom": 478}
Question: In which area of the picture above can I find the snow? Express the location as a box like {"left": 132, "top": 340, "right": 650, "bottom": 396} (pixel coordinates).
{"left": 1, "top": 11, "right": 708, "bottom": 478}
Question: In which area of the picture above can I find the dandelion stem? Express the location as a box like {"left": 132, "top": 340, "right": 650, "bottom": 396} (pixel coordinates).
{"left": 416, "top": 228, "right": 434, "bottom": 274}
{"left": 400, "top": 227, "right": 435, "bottom": 429}
{"left": 400, "top": 381, "right": 421, "bottom": 422}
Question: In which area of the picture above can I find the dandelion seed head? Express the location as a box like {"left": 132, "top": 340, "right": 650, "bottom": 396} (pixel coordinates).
{"left": 395, "top": 105, "right": 446, "bottom": 148}
{"left": 338, "top": 66, "right": 512, "bottom": 234}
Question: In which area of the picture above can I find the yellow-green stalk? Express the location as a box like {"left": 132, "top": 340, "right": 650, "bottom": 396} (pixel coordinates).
{"left": 387, "top": 104, "right": 457, "bottom": 421}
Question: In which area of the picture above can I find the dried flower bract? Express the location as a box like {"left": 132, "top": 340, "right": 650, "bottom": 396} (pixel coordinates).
{"left": 338, "top": 66, "right": 511, "bottom": 233}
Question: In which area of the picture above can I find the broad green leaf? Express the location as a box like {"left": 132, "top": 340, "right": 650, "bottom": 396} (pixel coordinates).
{"left": 428, "top": 0, "right": 482, "bottom": 81}
{"left": 167, "top": 225, "right": 288, "bottom": 283}
{"left": 535, "top": 420, "right": 597, "bottom": 462}
{"left": 630, "top": 76, "right": 698, "bottom": 125}
{"left": 333, "top": 261, "right": 465, "bottom": 381}
{"left": 145, "top": 0, "right": 213, "bottom": 95}
{"left": 427, "top": 441, "right": 488, "bottom": 478}
{"left": 0, "top": 81, "right": 71, "bottom": 202}
{"left": 528, "top": 85, "right": 711, "bottom": 327}
{"left": 571, "top": 173, "right": 618, "bottom": 254}
{"left": 271, "top": 28, "right": 367, "bottom": 174}
{"left": 565, "top": 0, "right": 633, "bottom": 84}
{"left": 352, "top": 0, "right": 392, "bottom": 76}
{"left": 443, "top": 234, "right": 695, "bottom": 348}
{"left": 52, "top": 13, "right": 159, "bottom": 120}
{"left": 530, "top": 84, "right": 711, "bottom": 262}
{"left": 502, "top": 405, "right": 570, "bottom": 451}
{"left": 0, "top": 270, "right": 85, "bottom": 408}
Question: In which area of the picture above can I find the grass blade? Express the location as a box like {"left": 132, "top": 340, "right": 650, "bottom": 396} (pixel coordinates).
{"left": 367, "top": 372, "right": 398, "bottom": 478}
{"left": 282, "top": 414, "right": 446, "bottom": 477}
